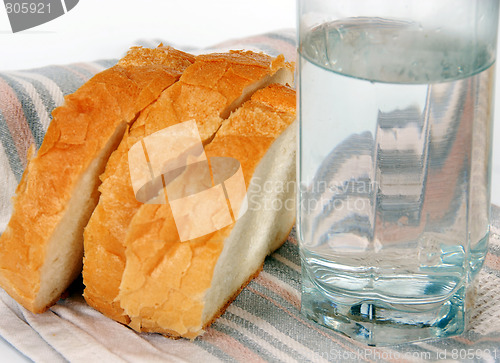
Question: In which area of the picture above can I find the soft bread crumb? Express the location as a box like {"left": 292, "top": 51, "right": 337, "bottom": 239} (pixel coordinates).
{"left": 115, "top": 84, "right": 296, "bottom": 338}
{"left": 0, "top": 46, "right": 194, "bottom": 313}
{"left": 83, "top": 51, "right": 295, "bottom": 330}
{"left": 36, "top": 122, "right": 128, "bottom": 311}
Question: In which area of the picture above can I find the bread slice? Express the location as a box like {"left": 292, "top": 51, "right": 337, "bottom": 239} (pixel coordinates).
{"left": 82, "top": 51, "right": 294, "bottom": 325}
{"left": 86, "top": 81, "right": 296, "bottom": 339}
{"left": 0, "top": 46, "right": 195, "bottom": 313}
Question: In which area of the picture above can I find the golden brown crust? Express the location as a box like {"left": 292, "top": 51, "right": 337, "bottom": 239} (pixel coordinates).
{"left": 118, "top": 45, "right": 195, "bottom": 69}
{"left": 215, "top": 83, "right": 296, "bottom": 139}
{"left": 139, "top": 264, "right": 265, "bottom": 340}
{"left": 82, "top": 51, "right": 291, "bottom": 326}
{"left": 0, "top": 46, "right": 194, "bottom": 313}
{"left": 114, "top": 82, "right": 296, "bottom": 338}
{"left": 0, "top": 43, "right": 296, "bottom": 340}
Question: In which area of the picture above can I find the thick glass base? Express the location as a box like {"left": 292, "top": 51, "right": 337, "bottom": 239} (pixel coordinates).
{"left": 301, "top": 278, "right": 468, "bottom": 346}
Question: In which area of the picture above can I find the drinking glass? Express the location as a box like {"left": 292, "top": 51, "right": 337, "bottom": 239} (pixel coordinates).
{"left": 297, "top": 0, "right": 499, "bottom": 345}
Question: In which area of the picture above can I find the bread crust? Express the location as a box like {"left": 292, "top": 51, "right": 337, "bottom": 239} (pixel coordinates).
{"left": 0, "top": 46, "right": 195, "bottom": 313}
{"left": 82, "top": 51, "right": 293, "bottom": 327}
{"left": 138, "top": 263, "right": 265, "bottom": 340}
{"left": 114, "top": 83, "right": 296, "bottom": 338}
{"left": 0, "top": 45, "right": 296, "bottom": 340}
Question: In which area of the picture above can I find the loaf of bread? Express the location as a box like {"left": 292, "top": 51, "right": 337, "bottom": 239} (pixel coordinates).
{"left": 82, "top": 50, "right": 294, "bottom": 326}
{"left": 0, "top": 45, "right": 296, "bottom": 340}
{"left": 82, "top": 51, "right": 296, "bottom": 338}
{"left": 116, "top": 83, "right": 296, "bottom": 338}
{"left": 0, "top": 46, "right": 195, "bottom": 313}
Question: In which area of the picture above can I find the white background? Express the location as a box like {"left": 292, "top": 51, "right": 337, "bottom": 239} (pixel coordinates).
{"left": 0, "top": 1, "right": 499, "bottom": 361}
{"left": 0, "top": 0, "right": 297, "bottom": 68}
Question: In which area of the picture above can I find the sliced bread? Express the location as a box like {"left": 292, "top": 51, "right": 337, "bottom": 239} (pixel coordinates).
{"left": 0, "top": 46, "right": 195, "bottom": 313}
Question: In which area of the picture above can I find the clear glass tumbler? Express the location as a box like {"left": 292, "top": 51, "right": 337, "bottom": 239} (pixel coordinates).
{"left": 297, "top": 0, "right": 499, "bottom": 345}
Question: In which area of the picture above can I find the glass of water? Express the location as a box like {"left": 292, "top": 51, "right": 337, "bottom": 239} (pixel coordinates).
{"left": 297, "top": 0, "right": 499, "bottom": 345}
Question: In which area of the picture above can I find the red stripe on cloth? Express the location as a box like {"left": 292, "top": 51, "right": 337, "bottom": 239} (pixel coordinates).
{"left": 485, "top": 253, "right": 500, "bottom": 271}
{"left": 453, "top": 335, "right": 474, "bottom": 345}
{"left": 73, "top": 62, "right": 107, "bottom": 75}
{"left": 202, "top": 327, "right": 267, "bottom": 363}
{"left": 60, "top": 65, "right": 92, "bottom": 83}
{"left": 465, "top": 335, "right": 500, "bottom": 344}
{"left": 287, "top": 233, "right": 298, "bottom": 245}
{"left": 246, "top": 286, "right": 414, "bottom": 363}
{"left": 245, "top": 286, "right": 367, "bottom": 359}
{"left": 0, "top": 77, "right": 35, "bottom": 167}
{"left": 254, "top": 273, "right": 301, "bottom": 310}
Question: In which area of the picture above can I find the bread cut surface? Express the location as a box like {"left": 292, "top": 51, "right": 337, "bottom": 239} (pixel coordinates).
{"left": 0, "top": 46, "right": 195, "bottom": 313}
{"left": 82, "top": 51, "right": 294, "bottom": 325}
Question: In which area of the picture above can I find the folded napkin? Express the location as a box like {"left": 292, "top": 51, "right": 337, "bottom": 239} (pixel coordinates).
{"left": 1, "top": 29, "right": 500, "bottom": 362}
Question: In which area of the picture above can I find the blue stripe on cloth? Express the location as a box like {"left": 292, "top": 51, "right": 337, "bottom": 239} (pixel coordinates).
{"left": 272, "top": 239, "right": 301, "bottom": 267}
{"left": 210, "top": 320, "right": 287, "bottom": 362}
{"left": 7, "top": 74, "right": 59, "bottom": 126}
{"left": 481, "top": 265, "right": 500, "bottom": 279}
{"left": 0, "top": 110, "right": 24, "bottom": 182}
{"left": 220, "top": 303, "right": 314, "bottom": 362}
{"left": 251, "top": 275, "right": 299, "bottom": 310}
{"left": 94, "top": 59, "right": 118, "bottom": 68}
{"left": 0, "top": 74, "right": 47, "bottom": 149}
{"left": 263, "top": 256, "right": 301, "bottom": 292}
{"left": 66, "top": 64, "right": 103, "bottom": 81}
{"left": 194, "top": 331, "right": 241, "bottom": 362}
{"left": 229, "top": 289, "right": 346, "bottom": 363}
{"left": 489, "top": 243, "right": 500, "bottom": 257}
{"left": 28, "top": 65, "right": 88, "bottom": 96}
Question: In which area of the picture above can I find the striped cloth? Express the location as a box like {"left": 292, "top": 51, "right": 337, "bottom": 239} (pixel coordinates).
{"left": 0, "top": 29, "right": 500, "bottom": 362}
{"left": 0, "top": 58, "right": 117, "bottom": 233}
